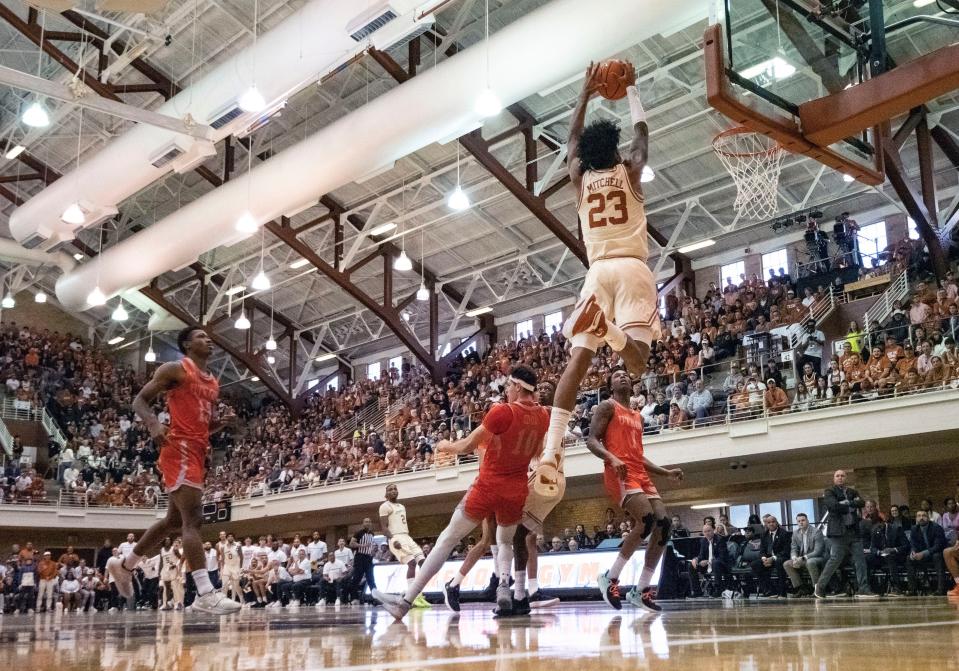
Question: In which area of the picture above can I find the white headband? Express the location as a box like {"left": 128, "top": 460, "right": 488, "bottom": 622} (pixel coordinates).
{"left": 509, "top": 376, "right": 535, "bottom": 392}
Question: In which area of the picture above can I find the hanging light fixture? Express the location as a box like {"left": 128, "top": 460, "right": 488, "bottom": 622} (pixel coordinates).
{"left": 62, "top": 202, "right": 86, "bottom": 225}
{"left": 87, "top": 286, "right": 107, "bottom": 307}
{"left": 265, "top": 336, "right": 277, "bottom": 351}
{"left": 475, "top": 0, "right": 501, "bottom": 118}
{"left": 447, "top": 142, "right": 470, "bottom": 210}
{"left": 416, "top": 228, "right": 429, "bottom": 300}
{"left": 111, "top": 300, "right": 129, "bottom": 322}
{"left": 641, "top": 166, "right": 655, "bottom": 183}
{"left": 235, "top": 310, "right": 251, "bottom": 330}
{"left": 1, "top": 293, "right": 15, "bottom": 309}
{"left": 266, "top": 355, "right": 276, "bottom": 365}
{"left": 251, "top": 269, "right": 271, "bottom": 291}
{"left": 238, "top": 0, "right": 264, "bottom": 112}
{"left": 394, "top": 249, "right": 413, "bottom": 272}
{"left": 144, "top": 347, "right": 157, "bottom": 363}
{"left": 236, "top": 211, "right": 258, "bottom": 233}
{"left": 34, "top": 291, "right": 47, "bottom": 303}
{"left": 22, "top": 101, "right": 50, "bottom": 128}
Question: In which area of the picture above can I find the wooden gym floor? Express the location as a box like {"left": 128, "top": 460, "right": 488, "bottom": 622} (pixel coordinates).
{"left": 1, "top": 598, "right": 956, "bottom": 670}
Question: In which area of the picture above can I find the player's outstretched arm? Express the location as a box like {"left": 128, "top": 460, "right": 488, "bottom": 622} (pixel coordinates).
{"left": 435, "top": 425, "right": 492, "bottom": 456}
{"left": 585, "top": 401, "right": 627, "bottom": 479}
{"left": 622, "top": 62, "right": 649, "bottom": 196}
{"left": 133, "top": 361, "right": 184, "bottom": 444}
{"left": 567, "top": 62, "right": 602, "bottom": 186}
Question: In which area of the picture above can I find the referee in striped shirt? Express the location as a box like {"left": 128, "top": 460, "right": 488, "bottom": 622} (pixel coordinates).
{"left": 349, "top": 517, "right": 377, "bottom": 603}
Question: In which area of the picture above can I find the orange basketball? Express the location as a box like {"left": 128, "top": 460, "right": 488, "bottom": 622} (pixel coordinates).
{"left": 594, "top": 59, "right": 632, "bottom": 100}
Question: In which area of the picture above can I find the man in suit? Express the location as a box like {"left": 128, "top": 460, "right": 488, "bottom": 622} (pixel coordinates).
{"left": 906, "top": 510, "right": 948, "bottom": 595}
{"left": 750, "top": 516, "right": 791, "bottom": 597}
{"left": 783, "top": 513, "right": 824, "bottom": 596}
{"left": 866, "top": 519, "right": 910, "bottom": 595}
{"left": 815, "top": 470, "right": 878, "bottom": 599}
{"left": 689, "top": 524, "right": 734, "bottom": 596}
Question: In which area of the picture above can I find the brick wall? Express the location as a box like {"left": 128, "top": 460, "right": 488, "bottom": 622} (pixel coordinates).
{"left": 0, "top": 291, "right": 90, "bottom": 337}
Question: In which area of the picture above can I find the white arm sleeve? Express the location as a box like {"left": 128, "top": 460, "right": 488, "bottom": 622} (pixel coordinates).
{"left": 627, "top": 85, "right": 646, "bottom": 125}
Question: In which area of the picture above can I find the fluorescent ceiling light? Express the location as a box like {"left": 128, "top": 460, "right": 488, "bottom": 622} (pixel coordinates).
{"left": 843, "top": 173, "right": 855, "bottom": 183}
{"left": 34, "top": 291, "right": 46, "bottom": 303}
{"left": 677, "top": 239, "right": 716, "bottom": 254}
{"left": 913, "top": 0, "right": 936, "bottom": 6}
{"left": 289, "top": 258, "right": 310, "bottom": 269}
{"left": 250, "top": 376, "right": 260, "bottom": 382}
{"left": 741, "top": 57, "right": 796, "bottom": 82}
{"left": 368, "top": 222, "right": 397, "bottom": 237}
{"left": 225, "top": 285, "right": 246, "bottom": 296}
{"left": 73, "top": 253, "right": 84, "bottom": 261}
{"left": 4, "top": 144, "right": 25, "bottom": 160}
{"left": 315, "top": 352, "right": 336, "bottom": 362}
{"left": 690, "top": 502, "right": 728, "bottom": 510}
{"left": 107, "top": 336, "right": 125, "bottom": 345}
{"left": 465, "top": 306, "right": 493, "bottom": 317}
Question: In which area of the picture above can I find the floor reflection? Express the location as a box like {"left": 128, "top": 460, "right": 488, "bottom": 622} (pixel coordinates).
{"left": 0, "top": 599, "right": 956, "bottom": 670}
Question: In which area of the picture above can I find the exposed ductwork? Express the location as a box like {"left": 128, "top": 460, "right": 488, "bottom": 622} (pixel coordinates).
{"left": 10, "top": 0, "right": 434, "bottom": 248}
{"left": 56, "top": 0, "right": 710, "bottom": 311}
{"left": 0, "top": 238, "right": 76, "bottom": 273}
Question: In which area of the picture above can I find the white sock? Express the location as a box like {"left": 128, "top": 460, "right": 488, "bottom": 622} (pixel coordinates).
{"left": 638, "top": 566, "right": 655, "bottom": 591}
{"left": 513, "top": 570, "right": 527, "bottom": 600}
{"left": 528, "top": 578, "right": 539, "bottom": 595}
{"left": 495, "top": 526, "right": 516, "bottom": 588}
{"left": 450, "top": 572, "right": 463, "bottom": 587}
{"left": 543, "top": 408, "right": 571, "bottom": 464}
{"left": 490, "top": 544, "right": 499, "bottom": 574}
{"left": 192, "top": 569, "right": 213, "bottom": 596}
{"left": 605, "top": 321, "right": 627, "bottom": 351}
{"left": 609, "top": 554, "right": 628, "bottom": 581}
{"left": 122, "top": 553, "right": 141, "bottom": 571}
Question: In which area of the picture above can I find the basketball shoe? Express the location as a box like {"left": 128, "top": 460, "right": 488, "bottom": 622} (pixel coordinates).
{"left": 626, "top": 587, "right": 661, "bottom": 613}
{"left": 598, "top": 570, "right": 622, "bottom": 610}
{"left": 444, "top": 580, "right": 461, "bottom": 612}
{"left": 106, "top": 556, "right": 135, "bottom": 600}
{"left": 373, "top": 590, "right": 410, "bottom": 621}
{"left": 192, "top": 591, "right": 241, "bottom": 615}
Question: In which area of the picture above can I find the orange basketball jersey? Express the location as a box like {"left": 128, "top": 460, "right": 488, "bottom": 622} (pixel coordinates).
{"left": 167, "top": 356, "right": 219, "bottom": 443}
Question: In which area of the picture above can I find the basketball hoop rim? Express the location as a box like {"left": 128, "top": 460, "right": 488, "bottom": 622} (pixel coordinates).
{"left": 712, "top": 127, "right": 784, "bottom": 159}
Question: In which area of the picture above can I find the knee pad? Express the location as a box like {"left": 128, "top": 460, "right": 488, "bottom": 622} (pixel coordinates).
{"left": 639, "top": 512, "right": 655, "bottom": 539}
{"left": 656, "top": 516, "right": 672, "bottom": 546}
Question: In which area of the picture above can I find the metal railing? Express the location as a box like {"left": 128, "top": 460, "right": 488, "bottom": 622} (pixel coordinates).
{"left": 863, "top": 271, "right": 909, "bottom": 334}
{"left": 0, "top": 395, "right": 41, "bottom": 422}
{"left": 53, "top": 488, "right": 169, "bottom": 510}
{"left": 41, "top": 407, "right": 68, "bottom": 449}
{"left": 0, "top": 414, "right": 13, "bottom": 458}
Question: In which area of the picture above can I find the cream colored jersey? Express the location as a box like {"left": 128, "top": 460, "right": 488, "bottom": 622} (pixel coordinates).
{"left": 578, "top": 163, "right": 647, "bottom": 263}
{"left": 221, "top": 542, "right": 241, "bottom": 573}
{"left": 379, "top": 500, "right": 409, "bottom": 536}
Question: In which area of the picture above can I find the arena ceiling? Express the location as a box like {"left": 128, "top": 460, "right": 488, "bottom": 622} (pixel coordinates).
{"left": 0, "top": 0, "right": 956, "bottom": 398}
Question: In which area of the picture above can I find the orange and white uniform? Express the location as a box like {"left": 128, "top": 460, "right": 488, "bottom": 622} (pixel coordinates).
{"left": 567, "top": 163, "right": 660, "bottom": 349}
{"left": 602, "top": 401, "right": 660, "bottom": 506}
{"left": 458, "top": 400, "right": 550, "bottom": 526}
{"left": 157, "top": 357, "right": 219, "bottom": 492}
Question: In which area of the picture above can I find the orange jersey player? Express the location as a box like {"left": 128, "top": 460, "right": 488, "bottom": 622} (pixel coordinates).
{"left": 107, "top": 326, "right": 240, "bottom": 615}
{"left": 589, "top": 369, "right": 683, "bottom": 613}
{"left": 374, "top": 365, "right": 548, "bottom": 620}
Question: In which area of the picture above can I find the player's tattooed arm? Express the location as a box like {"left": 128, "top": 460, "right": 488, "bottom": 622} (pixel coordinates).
{"left": 435, "top": 424, "right": 492, "bottom": 456}
{"left": 585, "top": 401, "right": 627, "bottom": 479}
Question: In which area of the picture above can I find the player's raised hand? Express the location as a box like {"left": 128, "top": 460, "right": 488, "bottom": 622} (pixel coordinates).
{"left": 667, "top": 467, "right": 684, "bottom": 483}
{"left": 606, "top": 453, "right": 628, "bottom": 481}
{"left": 621, "top": 60, "right": 637, "bottom": 88}
{"left": 581, "top": 62, "right": 602, "bottom": 98}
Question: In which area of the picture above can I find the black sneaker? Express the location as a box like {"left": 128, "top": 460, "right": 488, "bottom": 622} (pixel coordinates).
{"left": 598, "top": 571, "right": 622, "bottom": 610}
{"left": 512, "top": 596, "right": 531, "bottom": 616}
{"left": 480, "top": 574, "right": 499, "bottom": 601}
{"left": 444, "top": 580, "right": 461, "bottom": 612}
{"left": 528, "top": 590, "right": 560, "bottom": 609}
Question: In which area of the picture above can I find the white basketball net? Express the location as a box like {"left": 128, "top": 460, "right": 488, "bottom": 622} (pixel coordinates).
{"left": 712, "top": 128, "right": 786, "bottom": 221}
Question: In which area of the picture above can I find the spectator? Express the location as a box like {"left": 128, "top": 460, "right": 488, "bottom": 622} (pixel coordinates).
{"left": 750, "top": 515, "right": 790, "bottom": 598}
{"left": 550, "top": 537, "right": 566, "bottom": 553}
{"left": 783, "top": 513, "right": 824, "bottom": 596}
{"left": 941, "top": 498, "right": 959, "bottom": 545}
{"left": 906, "top": 510, "right": 947, "bottom": 595}
{"left": 60, "top": 570, "right": 81, "bottom": 612}
{"left": 866, "top": 519, "right": 909, "bottom": 596}
{"left": 320, "top": 550, "right": 347, "bottom": 606}
{"left": 687, "top": 379, "right": 713, "bottom": 427}
{"left": 763, "top": 379, "right": 789, "bottom": 414}
{"left": 36, "top": 550, "right": 59, "bottom": 613}
{"left": 671, "top": 515, "right": 690, "bottom": 539}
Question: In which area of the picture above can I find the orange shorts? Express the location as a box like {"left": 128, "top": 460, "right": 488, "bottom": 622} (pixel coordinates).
{"left": 459, "top": 477, "right": 528, "bottom": 526}
{"left": 603, "top": 467, "right": 660, "bottom": 508}
{"left": 158, "top": 436, "right": 208, "bottom": 492}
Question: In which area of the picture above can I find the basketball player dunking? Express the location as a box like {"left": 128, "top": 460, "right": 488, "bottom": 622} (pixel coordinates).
{"left": 107, "top": 326, "right": 240, "bottom": 615}
{"left": 541, "top": 62, "right": 658, "bottom": 473}
{"left": 374, "top": 366, "right": 549, "bottom": 620}
{"left": 592, "top": 369, "right": 683, "bottom": 612}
